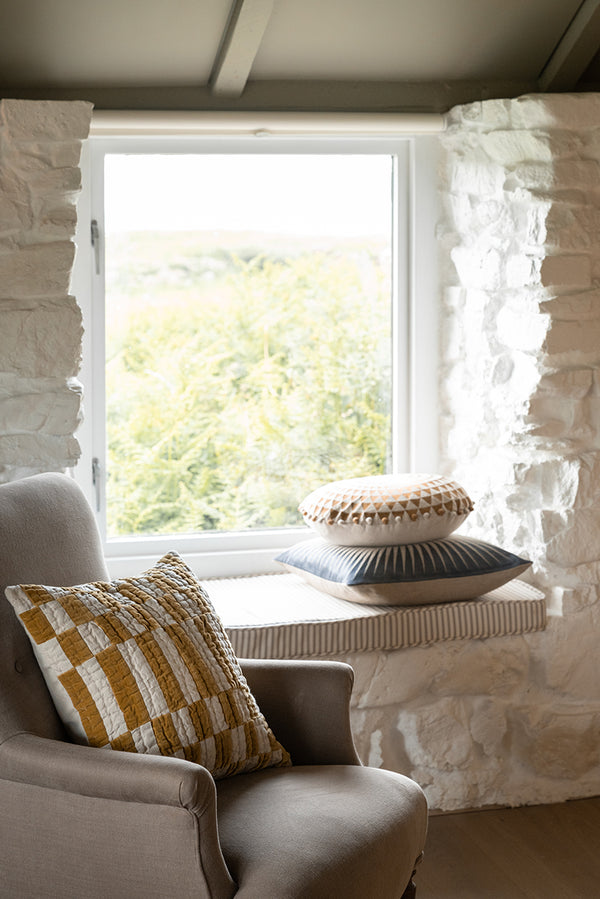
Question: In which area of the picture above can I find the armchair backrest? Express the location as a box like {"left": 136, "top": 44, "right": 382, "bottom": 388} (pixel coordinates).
{"left": 0, "top": 473, "right": 110, "bottom": 744}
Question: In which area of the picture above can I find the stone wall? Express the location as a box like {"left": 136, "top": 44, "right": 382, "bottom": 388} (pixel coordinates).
{"left": 343, "top": 94, "right": 600, "bottom": 811}
{"left": 0, "top": 99, "right": 92, "bottom": 482}
{"left": 3, "top": 94, "right": 600, "bottom": 813}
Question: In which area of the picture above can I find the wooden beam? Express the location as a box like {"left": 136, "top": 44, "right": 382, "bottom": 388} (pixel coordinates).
{"left": 538, "top": 0, "right": 600, "bottom": 90}
{"left": 209, "top": 0, "right": 274, "bottom": 98}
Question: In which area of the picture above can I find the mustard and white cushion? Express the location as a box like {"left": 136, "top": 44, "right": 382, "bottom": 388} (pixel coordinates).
{"left": 5, "top": 552, "right": 290, "bottom": 779}
{"left": 300, "top": 474, "right": 474, "bottom": 546}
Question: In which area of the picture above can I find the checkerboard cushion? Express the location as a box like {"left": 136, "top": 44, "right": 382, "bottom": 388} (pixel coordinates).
{"left": 5, "top": 552, "right": 291, "bottom": 779}
{"left": 300, "top": 474, "right": 474, "bottom": 546}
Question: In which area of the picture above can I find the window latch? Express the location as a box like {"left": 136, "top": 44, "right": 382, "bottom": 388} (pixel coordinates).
{"left": 91, "top": 219, "right": 101, "bottom": 274}
{"left": 92, "top": 456, "right": 101, "bottom": 512}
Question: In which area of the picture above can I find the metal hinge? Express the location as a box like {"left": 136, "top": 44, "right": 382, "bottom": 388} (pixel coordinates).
{"left": 91, "top": 219, "right": 101, "bottom": 274}
{"left": 92, "top": 456, "right": 101, "bottom": 512}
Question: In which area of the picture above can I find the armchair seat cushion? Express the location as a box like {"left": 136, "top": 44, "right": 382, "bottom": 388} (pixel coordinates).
{"left": 217, "top": 765, "right": 427, "bottom": 898}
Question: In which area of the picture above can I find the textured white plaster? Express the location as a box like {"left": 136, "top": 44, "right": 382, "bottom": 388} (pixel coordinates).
{"left": 367, "top": 729, "right": 384, "bottom": 768}
{"left": 348, "top": 93, "right": 600, "bottom": 812}
{"left": 0, "top": 99, "right": 91, "bottom": 480}
{"left": 0, "top": 99, "right": 92, "bottom": 141}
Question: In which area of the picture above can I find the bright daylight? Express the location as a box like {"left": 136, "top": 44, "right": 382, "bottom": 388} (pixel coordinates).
{"left": 104, "top": 153, "right": 393, "bottom": 538}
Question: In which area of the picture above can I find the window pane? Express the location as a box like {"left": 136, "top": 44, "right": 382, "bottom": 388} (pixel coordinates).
{"left": 104, "top": 154, "right": 393, "bottom": 538}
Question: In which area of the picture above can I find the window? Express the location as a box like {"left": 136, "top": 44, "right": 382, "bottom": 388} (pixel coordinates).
{"left": 73, "top": 128, "right": 440, "bottom": 578}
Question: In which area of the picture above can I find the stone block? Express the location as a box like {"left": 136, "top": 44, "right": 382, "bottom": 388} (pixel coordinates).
{"left": 446, "top": 159, "right": 506, "bottom": 198}
{"left": 446, "top": 194, "right": 516, "bottom": 239}
{"left": 523, "top": 201, "right": 552, "bottom": 247}
{"left": 527, "top": 395, "right": 590, "bottom": 443}
{"left": 0, "top": 385, "right": 82, "bottom": 436}
{"left": 451, "top": 245, "right": 503, "bottom": 289}
{"left": 544, "top": 507, "right": 600, "bottom": 566}
{"left": 0, "top": 99, "right": 92, "bottom": 141}
{"left": 0, "top": 168, "right": 34, "bottom": 233}
{"left": 354, "top": 645, "right": 445, "bottom": 707}
{"left": 540, "top": 289, "right": 600, "bottom": 322}
{"left": 0, "top": 299, "right": 82, "bottom": 378}
{"left": 537, "top": 368, "right": 593, "bottom": 399}
{"left": 0, "top": 432, "right": 80, "bottom": 468}
{"left": 540, "top": 254, "right": 591, "bottom": 289}
{"left": 530, "top": 454, "right": 599, "bottom": 511}
{"left": 21, "top": 165, "right": 82, "bottom": 198}
{"left": 0, "top": 241, "right": 76, "bottom": 299}
{"left": 445, "top": 98, "right": 511, "bottom": 131}
{"left": 544, "top": 318, "right": 600, "bottom": 363}
{"left": 468, "top": 697, "right": 508, "bottom": 757}
{"left": 505, "top": 253, "right": 542, "bottom": 288}
{"left": 511, "top": 704, "right": 600, "bottom": 780}
{"left": 397, "top": 698, "right": 474, "bottom": 771}
{"left": 36, "top": 199, "right": 78, "bottom": 239}
{"left": 535, "top": 612, "right": 600, "bottom": 698}
{"left": 544, "top": 203, "right": 600, "bottom": 251}
{"left": 511, "top": 160, "right": 600, "bottom": 193}
{"left": 13, "top": 139, "right": 84, "bottom": 170}
{"left": 350, "top": 706, "right": 412, "bottom": 773}
{"left": 510, "top": 93, "right": 600, "bottom": 131}
{"left": 480, "top": 130, "right": 553, "bottom": 165}
{"left": 496, "top": 305, "right": 549, "bottom": 351}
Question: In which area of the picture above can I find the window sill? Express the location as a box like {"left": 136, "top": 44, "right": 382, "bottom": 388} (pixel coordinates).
{"left": 201, "top": 573, "right": 547, "bottom": 659}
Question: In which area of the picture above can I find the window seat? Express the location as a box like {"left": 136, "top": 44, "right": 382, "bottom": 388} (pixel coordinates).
{"left": 201, "top": 573, "right": 546, "bottom": 659}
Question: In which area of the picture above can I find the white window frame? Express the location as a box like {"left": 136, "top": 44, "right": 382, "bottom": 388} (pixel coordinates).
{"left": 72, "top": 129, "right": 440, "bottom": 579}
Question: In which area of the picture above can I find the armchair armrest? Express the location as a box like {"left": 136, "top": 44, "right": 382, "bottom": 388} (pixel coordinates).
{"left": 0, "top": 733, "right": 236, "bottom": 899}
{"left": 1, "top": 731, "right": 214, "bottom": 813}
{"left": 240, "top": 658, "right": 361, "bottom": 766}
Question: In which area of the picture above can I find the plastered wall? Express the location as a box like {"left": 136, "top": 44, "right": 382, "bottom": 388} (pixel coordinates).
{"left": 347, "top": 94, "right": 600, "bottom": 811}
{"left": 0, "top": 99, "right": 92, "bottom": 482}
{"left": 2, "top": 95, "right": 600, "bottom": 812}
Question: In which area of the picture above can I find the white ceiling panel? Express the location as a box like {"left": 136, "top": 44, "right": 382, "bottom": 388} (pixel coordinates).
{"left": 0, "top": 0, "right": 232, "bottom": 86}
{"left": 0, "top": 0, "right": 598, "bottom": 109}
{"left": 252, "top": 0, "right": 581, "bottom": 81}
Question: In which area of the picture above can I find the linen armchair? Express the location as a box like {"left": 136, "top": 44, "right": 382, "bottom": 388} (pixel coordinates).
{"left": 0, "top": 472, "right": 427, "bottom": 898}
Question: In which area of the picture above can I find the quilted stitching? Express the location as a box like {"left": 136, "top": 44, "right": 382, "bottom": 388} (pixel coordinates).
{"left": 6, "top": 552, "right": 291, "bottom": 779}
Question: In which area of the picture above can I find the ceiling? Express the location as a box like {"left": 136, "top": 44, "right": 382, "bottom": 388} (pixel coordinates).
{"left": 1, "top": 0, "right": 600, "bottom": 112}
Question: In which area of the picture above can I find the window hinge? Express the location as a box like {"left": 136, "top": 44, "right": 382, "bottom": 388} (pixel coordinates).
{"left": 92, "top": 456, "right": 101, "bottom": 512}
{"left": 91, "top": 219, "right": 101, "bottom": 274}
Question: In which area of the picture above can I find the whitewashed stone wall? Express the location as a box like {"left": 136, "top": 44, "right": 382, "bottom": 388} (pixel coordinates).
{"left": 0, "top": 99, "right": 92, "bottom": 482}
{"left": 4, "top": 94, "right": 600, "bottom": 813}
{"left": 344, "top": 94, "right": 600, "bottom": 811}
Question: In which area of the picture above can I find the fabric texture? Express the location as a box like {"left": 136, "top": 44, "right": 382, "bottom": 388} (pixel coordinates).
{"left": 276, "top": 535, "right": 531, "bottom": 605}
{"left": 217, "top": 765, "right": 428, "bottom": 899}
{"left": 299, "top": 473, "right": 473, "bottom": 546}
{"left": 5, "top": 551, "right": 290, "bottom": 779}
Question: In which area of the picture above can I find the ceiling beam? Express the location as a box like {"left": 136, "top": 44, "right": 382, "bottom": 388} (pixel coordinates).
{"left": 538, "top": 0, "right": 600, "bottom": 90}
{"left": 209, "top": 0, "right": 274, "bottom": 98}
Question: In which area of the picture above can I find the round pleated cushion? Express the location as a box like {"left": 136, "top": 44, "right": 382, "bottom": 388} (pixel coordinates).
{"left": 299, "top": 474, "right": 473, "bottom": 546}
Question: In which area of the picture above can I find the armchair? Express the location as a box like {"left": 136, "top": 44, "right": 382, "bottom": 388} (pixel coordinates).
{"left": 0, "top": 473, "right": 427, "bottom": 898}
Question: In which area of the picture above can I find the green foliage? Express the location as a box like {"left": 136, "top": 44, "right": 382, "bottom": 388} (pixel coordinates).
{"left": 106, "top": 233, "right": 391, "bottom": 536}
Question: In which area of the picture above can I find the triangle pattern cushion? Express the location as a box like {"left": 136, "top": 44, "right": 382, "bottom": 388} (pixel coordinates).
{"left": 299, "top": 474, "right": 474, "bottom": 546}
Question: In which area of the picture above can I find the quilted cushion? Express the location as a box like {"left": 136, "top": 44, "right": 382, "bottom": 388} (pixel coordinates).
{"left": 276, "top": 535, "right": 531, "bottom": 605}
{"left": 299, "top": 474, "right": 473, "bottom": 546}
{"left": 5, "top": 552, "right": 290, "bottom": 779}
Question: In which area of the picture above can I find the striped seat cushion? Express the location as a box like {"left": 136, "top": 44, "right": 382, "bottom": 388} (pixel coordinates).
{"left": 5, "top": 552, "right": 290, "bottom": 779}
{"left": 276, "top": 535, "right": 531, "bottom": 605}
